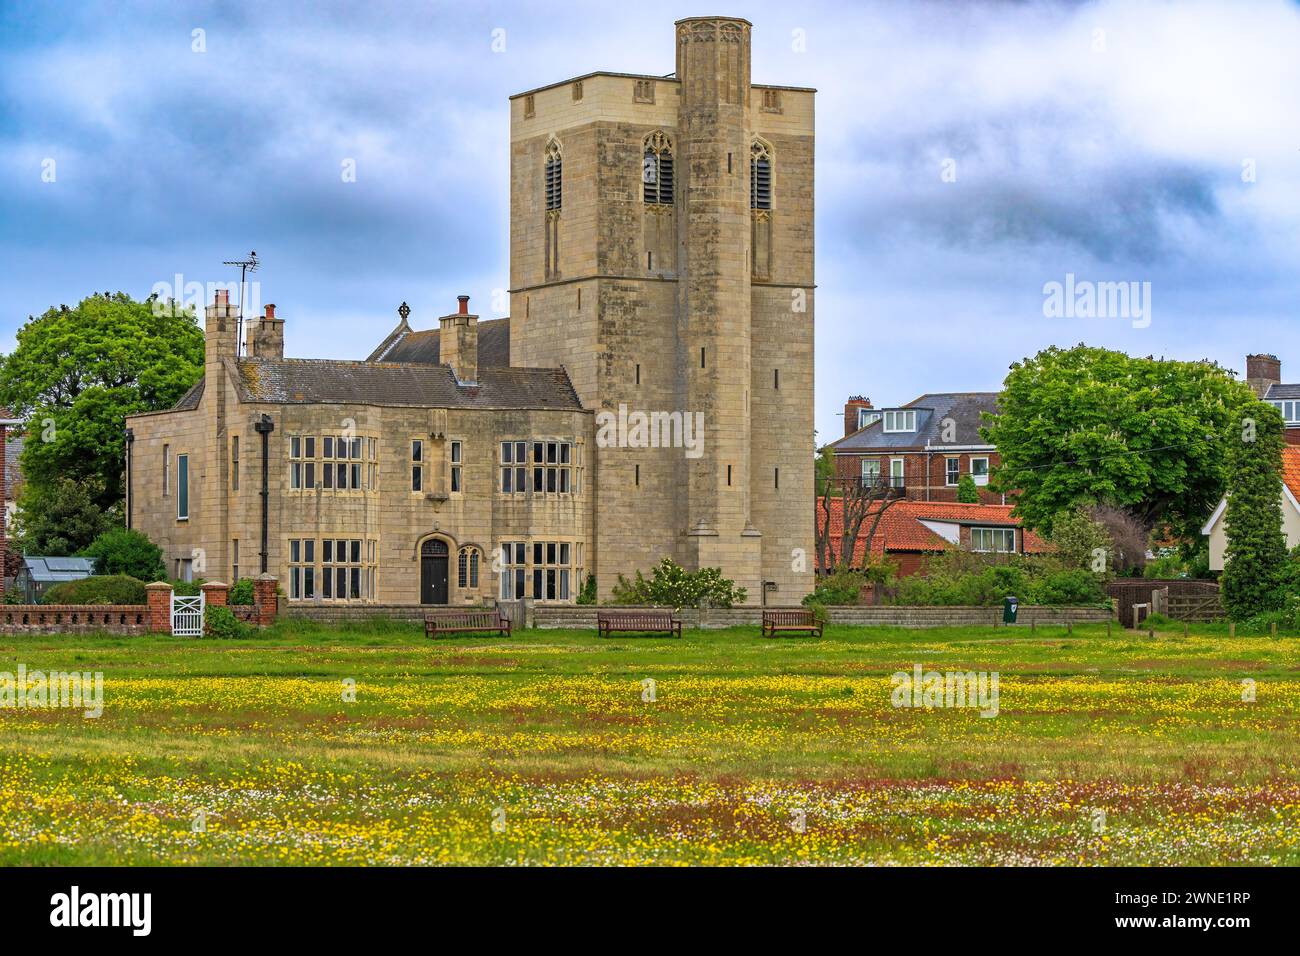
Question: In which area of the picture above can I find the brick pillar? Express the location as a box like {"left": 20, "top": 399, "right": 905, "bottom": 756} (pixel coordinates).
{"left": 201, "top": 582, "right": 228, "bottom": 607}
{"left": 145, "top": 582, "right": 173, "bottom": 633}
{"left": 253, "top": 573, "right": 278, "bottom": 626}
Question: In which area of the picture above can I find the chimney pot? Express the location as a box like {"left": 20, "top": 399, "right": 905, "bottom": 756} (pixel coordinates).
{"left": 265, "top": 304, "right": 276, "bottom": 320}
{"left": 457, "top": 294, "right": 470, "bottom": 315}
{"left": 215, "top": 289, "right": 229, "bottom": 306}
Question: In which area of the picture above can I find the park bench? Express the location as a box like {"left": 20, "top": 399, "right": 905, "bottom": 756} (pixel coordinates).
{"left": 761, "top": 608, "right": 824, "bottom": 638}
{"left": 425, "top": 607, "right": 512, "bottom": 638}
{"left": 596, "top": 610, "right": 682, "bottom": 639}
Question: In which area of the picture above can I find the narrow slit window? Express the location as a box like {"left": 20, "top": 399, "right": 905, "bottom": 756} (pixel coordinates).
{"left": 544, "top": 141, "right": 562, "bottom": 211}
{"left": 750, "top": 140, "right": 772, "bottom": 210}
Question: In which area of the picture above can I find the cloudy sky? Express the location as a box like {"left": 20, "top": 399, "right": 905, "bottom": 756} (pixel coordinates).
{"left": 2, "top": 0, "right": 1297, "bottom": 441}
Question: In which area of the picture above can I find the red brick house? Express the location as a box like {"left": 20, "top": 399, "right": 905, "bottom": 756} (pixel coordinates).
{"left": 828, "top": 392, "right": 1004, "bottom": 504}
{"left": 816, "top": 497, "right": 1049, "bottom": 577}
{"left": 1246, "top": 352, "right": 1300, "bottom": 446}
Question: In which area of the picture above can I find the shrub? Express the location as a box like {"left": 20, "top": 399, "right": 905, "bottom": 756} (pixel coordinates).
{"left": 575, "top": 573, "right": 598, "bottom": 605}
{"left": 171, "top": 579, "right": 203, "bottom": 597}
{"left": 1047, "top": 505, "right": 1112, "bottom": 572}
{"left": 228, "top": 578, "right": 256, "bottom": 606}
{"left": 42, "top": 574, "right": 147, "bottom": 606}
{"left": 611, "top": 558, "right": 747, "bottom": 608}
{"left": 1222, "top": 402, "right": 1290, "bottom": 621}
{"left": 204, "top": 604, "right": 249, "bottom": 639}
{"left": 79, "top": 528, "right": 166, "bottom": 581}
{"left": 956, "top": 474, "right": 979, "bottom": 504}
{"left": 886, "top": 550, "right": 1106, "bottom": 607}
{"left": 803, "top": 567, "right": 865, "bottom": 607}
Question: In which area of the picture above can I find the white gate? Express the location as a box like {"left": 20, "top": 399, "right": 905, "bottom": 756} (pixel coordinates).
{"left": 171, "top": 593, "right": 205, "bottom": 637}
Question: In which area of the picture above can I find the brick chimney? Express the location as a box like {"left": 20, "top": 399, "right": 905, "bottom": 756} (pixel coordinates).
{"left": 246, "top": 303, "right": 285, "bottom": 359}
{"left": 206, "top": 288, "right": 239, "bottom": 362}
{"left": 1246, "top": 353, "right": 1281, "bottom": 399}
{"left": 439, "top": 294, "right": 478, "bottom": 384}
{"left": 844, "top": 396, "right": 873, "bottom": 437}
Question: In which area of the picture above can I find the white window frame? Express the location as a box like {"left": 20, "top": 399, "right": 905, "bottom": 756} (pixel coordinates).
{"left": 857, "top": 408, "right": 881, "bottom": 430}
{"left": 890, "top": 458, "right": 905, "bottom": 488}
{"left": 971, "top": 527, "right": 1016, "bottom": 554}
{"left": 176, "top": 453, "right": 189, "bottom": 520}
{"left": 970, "top": 456, "right": 990, "bottom": 486}
{"left": 860, "top": 459, "right": 881, "bottom": 485}
{"left": 882, "top": 410, "right": 916, "bottom": 433}
{"left": 945, "top": 457, "right": 960, "bottom": 486}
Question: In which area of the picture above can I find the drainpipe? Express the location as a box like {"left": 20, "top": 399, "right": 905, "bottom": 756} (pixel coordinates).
{"left": 124, "top": 428, "right": 135, "bottom": 529}
{"left": 254, "top": 415, "right": 275, "bottom": 573}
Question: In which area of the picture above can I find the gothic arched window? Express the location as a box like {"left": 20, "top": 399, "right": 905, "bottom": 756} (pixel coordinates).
{"left": 750, "top": 139, "right": 772, "bottom": 210}
{"left": 642, "top": 131, "right": 674, "bottom": 205}
{"left": 544, "top": 140, "right": 563, "bottom": 211}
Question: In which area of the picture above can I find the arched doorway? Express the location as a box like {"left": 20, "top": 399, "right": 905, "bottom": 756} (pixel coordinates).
{"left": 420, "top": 539, "right": 449, "bottom": 605}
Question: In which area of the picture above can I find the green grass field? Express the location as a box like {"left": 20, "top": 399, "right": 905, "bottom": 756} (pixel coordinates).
{"left": 1, "top": 621, "right": 1298, "bottom": 865}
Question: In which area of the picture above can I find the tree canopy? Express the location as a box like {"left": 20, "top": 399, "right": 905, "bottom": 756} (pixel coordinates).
{"left": 0, "top": 292, "right": 204, "bottom": 512}
{"left": 982, "top": 344, "right": 1256, "bottom": 539}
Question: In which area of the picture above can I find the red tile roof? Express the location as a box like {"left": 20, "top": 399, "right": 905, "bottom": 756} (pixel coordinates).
{"left": 1282, "top": 446, "right": 1300, "bottom": 501}
{"left": 815, "top": 497, "right": 1049, "bottom": 569}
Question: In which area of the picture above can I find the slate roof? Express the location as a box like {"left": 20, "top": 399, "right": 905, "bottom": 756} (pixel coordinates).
{"left": 1264, "top": 383, "right": 1300, "bottom": 401}
{"left": 817, "top": 498, "right": 1048, "bottom": 568}
{"left": 228, "top": 357, "right": 582, "bottom": 411}
{"left": 368, "top": 316, "right": 511, "bottom": 366}
{"left": 831, "top": 392, "right": 999, "bottom": 452}
{"left": 173, "top": 378, "right": 204, "bottom": 410}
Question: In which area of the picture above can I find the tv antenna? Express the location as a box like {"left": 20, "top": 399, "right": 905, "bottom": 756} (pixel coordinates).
{"left": 222, "top": 250, "right": 259, "bottom": 355}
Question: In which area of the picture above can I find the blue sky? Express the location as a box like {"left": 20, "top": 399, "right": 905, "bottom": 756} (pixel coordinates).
{"left": 2, "top": 0, "right": 1298, "bottom": 442}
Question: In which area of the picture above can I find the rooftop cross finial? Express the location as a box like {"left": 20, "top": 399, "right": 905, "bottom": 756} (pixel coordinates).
{"left": 398, "top": 301, "right": 411, "bottom": 322}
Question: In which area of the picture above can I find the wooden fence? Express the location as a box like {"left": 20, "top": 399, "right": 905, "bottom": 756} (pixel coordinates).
{"left": 1105, "top": 579, "right": 1222, "bottom": 627}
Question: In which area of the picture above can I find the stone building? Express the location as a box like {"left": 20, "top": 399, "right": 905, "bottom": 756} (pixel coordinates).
{"left": 125, "top": 15, "right": 815, "bottom": 607}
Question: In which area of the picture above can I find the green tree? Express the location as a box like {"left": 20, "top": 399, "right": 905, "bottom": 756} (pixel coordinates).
{"left": 814, "top": 443, "right": 836, "bottom": 497}
{"left": 0, "top": 292, "right": 204, "bottom": 512}
{"left": 956, "top": 474, "right": 979, "bottom": 503}
{"left": 14, "top": 478, "right": 111, "bottom": 555}
{"left": 1222, "top": 402, "right": 1289, "bottom": 621}
{"left": 982, "top": 345, "right": 1255, "bottom": 538}
{"left": 80, "top": 528, "right": 167, "bottom": 581}
{"left": 1047, "top": 504, "right": 1113, "bottom": 572}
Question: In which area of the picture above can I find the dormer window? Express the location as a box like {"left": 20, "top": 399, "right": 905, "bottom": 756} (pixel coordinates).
{"left": 883, "top": 410, "right": 916, "bottom": 433}
{"left": 1271, "top": 400, "right": 1300, "bottom": 425}
{"left": 857, "top": 408, "right": 882, "bottom": 429}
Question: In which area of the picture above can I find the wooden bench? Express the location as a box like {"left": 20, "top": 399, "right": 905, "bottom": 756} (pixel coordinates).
{"left": 425, "top": 608, "right": 512, "bottom": 638}
{"left": 597, "top": 610, "right": 682, "bottom": 639}
{"left": 761, "top": 608, "right": 824, "bottom": 638}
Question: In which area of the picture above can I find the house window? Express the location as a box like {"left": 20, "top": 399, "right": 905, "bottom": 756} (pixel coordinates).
{"left": 499, "top": 542, "right": 527, "bottom": 600}
{"left": 232, "top": 539, "right": 239, "bottom": 583}
{"left": 500, "top": 440, "right": 574, "bottom": 494}
{"left": 946, "top": 458, "right": 960, "bottom": 486}
{"left": 858, "top": 408, "right": 882, "bottom": 429}
{"left": 289, "top": 435, "right": 370, "bottom": 492}
{"left": 231, "top": 435, "right": 239, "bottom": 491}
{"left": 544, "top": 140, "right": 562, "bottom": 211}
{"left": 458, "top": 546, "right": 481, "bottom": 589}
{"left": 972, "top": 527, "right": 1016, "bottom": 553}
{"left": 634, "top": 79, "right": 655, "bottom": 103}
{"left": 321, "top": 538, "right": 367, "bottom": 601}
{"left": 643, "top": 131, "right": 674, "bottom": 205}
{"left": 883, "top": 410, "right": 916, "bottom": 433}
{"left": 761, "top": 88, "right": 782, "bottom": 113}
{"left": 289, "top": 538, "right": 316, "bottom": 600}
{"left": 531, "top": 541, "right": 572, "bottom": 601}
{"left": 163, "top": 444, "right": 170, "bottom": 495}
{"left": 750, "top": 140, "right": 772, "bottom": 210}
{"left": 890, "top": 458, "right": 905, "bottom": 489}
{"left": 572, "top": 81, "right": 583, "bottom": 101}
{"left": 1272, "top": 400, "right": 1300, "bottom": 424}
{"left": 176, "top": 454, "right": 189, "bottom": 519}
{"left": 861, "top": 459, "right": 881, "bottom": 485}
{"left": 971, "top": 457, "right": 990, "bottom": 486}
{"left": 411, "top": 439, "right": 424, "bottom": 492}
{"left": 450, "top": 440, "right": 463, "bottom": 493}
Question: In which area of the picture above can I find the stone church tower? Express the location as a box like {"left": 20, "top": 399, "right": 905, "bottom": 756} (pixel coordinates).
{"left": 508, "top": 16, "right": 815, "bottom": 602}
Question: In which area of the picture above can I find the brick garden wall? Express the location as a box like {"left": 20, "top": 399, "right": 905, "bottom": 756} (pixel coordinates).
{"left": 0, "top": 605, "right": 151, "bottom": 635}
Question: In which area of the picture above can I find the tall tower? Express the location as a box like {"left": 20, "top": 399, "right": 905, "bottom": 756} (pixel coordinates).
{"left": 509, "top": 16, "right": 815, "bottom": 602}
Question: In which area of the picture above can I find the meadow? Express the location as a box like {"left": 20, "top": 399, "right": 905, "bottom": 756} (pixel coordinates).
{"left": 1, "top": 620, "right": 1298, "bottom": 865}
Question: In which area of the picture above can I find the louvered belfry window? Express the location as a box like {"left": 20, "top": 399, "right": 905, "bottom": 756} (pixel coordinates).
{"left": 643, "top": 131, "right": 674, "bottom": 205}
{"left": 545, "top": 141, "right": 562, "bottom": 211}
{"left": 750, "top": 140, "right": 772, "bottom": 210}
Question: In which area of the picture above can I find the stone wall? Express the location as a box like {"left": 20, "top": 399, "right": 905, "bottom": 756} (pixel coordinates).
{"left": 534, "top": 604, "right": 1112, "bottom": 630}
{"left": 0, "top": 605, "right": 151, "bottom": 635}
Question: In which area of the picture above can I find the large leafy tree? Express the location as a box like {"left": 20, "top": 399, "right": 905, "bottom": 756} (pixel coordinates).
{"left": 0, "top": 292, "right": 204, "bottom": 512}
{"left": 982, "top": 345, "right": 1256, "bottom": 539}
{"left": 13, "top": 478, "right": 112, "bottom": 556}
{"left": 1221, "top": 402, "right": 1289, "bottom": 621}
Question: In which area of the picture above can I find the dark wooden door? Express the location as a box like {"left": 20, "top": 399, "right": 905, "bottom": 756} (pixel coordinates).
{"left": 420, "top": 539, "right": 449, "bottom": 605}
